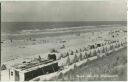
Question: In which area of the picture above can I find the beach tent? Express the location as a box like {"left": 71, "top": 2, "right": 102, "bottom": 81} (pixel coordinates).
{"left": 69, "top": 54, "right": 76, "bottom": 64}
{"left": 113, "top": 43, "right": 117, "bottom": 49}
{"left": 93, "top": 49, "right": 97, "bottom": 56}
{"left": 58, "top": 56, "right": 70, "bottom": 67}
{"left": 86, "top": 50, "right": 91, "bottom": 58}
{"left": 76, "top": 53, "right": 80, "bottom": 60}
{"left": 74, "top": 54, "right": 78, "bottom": 63}
{"left": 102, "top": 45, "right": 106, "bottom": 52}
{"left": 106, "top": 44, "right": 111, "bottom": 51}
{"left": 102, "top": 46, "right": 107, "bottom": 53}
{"left": 81, "top": 52, "right": 86, "bottom": 59}
{"left": 117, "top": 41, "right": 121, "bottom": 47}
{"left": 90, "top": 49, "right": 97, "bottom": 57}
{"left": 97, "top": 47, "right": 102, "bottom": 53}
{"left": 61, "top": 52, "right": 68, "bottom": 58}
{"left": 75, "top": 52, "right": 83, "bottom": 61}
{"left": 75, "top": 49, "right": 79, "bottom": 53}
{"left": 110, "top": 44, "right": 114, "bottom": 50}
{"left": 114, "top": 43, "right": 119, "bottom": 49}
{"left": 79, "top": 53, "right": 83, "bottom": 61}
{"left": 104, "top": 44, "right": 108, "bottom": 52}
{"left": 95, "top": 48, "right": 99, "bottom": 54}
{"left": 1, "top": 64, "right": 7, "bottom": 70}
{"left": 70, "top": 50, "right": 74, "bottom": 55}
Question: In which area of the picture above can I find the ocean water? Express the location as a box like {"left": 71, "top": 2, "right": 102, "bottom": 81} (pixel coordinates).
{"left": 1, "top": 21, "right": 126, "bottom": 41}
{"left": 1, "top": 21, "right": 126, "bottom": 34}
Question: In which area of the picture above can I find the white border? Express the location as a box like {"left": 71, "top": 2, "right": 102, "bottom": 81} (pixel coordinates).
{"left": 0, "top": 0, "right": 119, "bottom": 2}
{"left": 0, "top": 0, "right": 127, "bottom": 82}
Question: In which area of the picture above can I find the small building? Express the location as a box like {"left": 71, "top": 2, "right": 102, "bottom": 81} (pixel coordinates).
{"left": 3, "top": 58, "right": 60, "bottom": 81}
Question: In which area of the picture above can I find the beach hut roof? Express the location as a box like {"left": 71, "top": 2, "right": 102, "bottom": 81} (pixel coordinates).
{"left": 1, "top": 64, "right": 7, "bottom": 70}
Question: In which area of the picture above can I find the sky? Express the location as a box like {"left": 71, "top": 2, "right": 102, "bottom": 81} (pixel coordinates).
{"left": 1, "top": 0, "right": 127, "bottom": 22}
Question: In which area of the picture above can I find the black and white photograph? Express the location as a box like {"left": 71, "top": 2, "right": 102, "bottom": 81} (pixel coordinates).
{"left": 0, "top": 0, "right": 127, "bottom": 81}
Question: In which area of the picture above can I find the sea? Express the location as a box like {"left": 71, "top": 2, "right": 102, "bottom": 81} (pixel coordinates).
{"left": 1, "top": 21, "right": 126, "bottom": 34}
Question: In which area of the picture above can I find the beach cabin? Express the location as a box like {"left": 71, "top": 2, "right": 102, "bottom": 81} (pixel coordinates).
{"left": 3, "top": 59, "right": 60, "bottom": 81}
{"left": 58, "top": 56, "right": 70, "bottom": 67}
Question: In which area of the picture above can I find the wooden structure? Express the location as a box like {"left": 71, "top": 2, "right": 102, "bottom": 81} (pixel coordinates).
{"left": 4, "top": 59, "right": 59, "bottom": 81}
